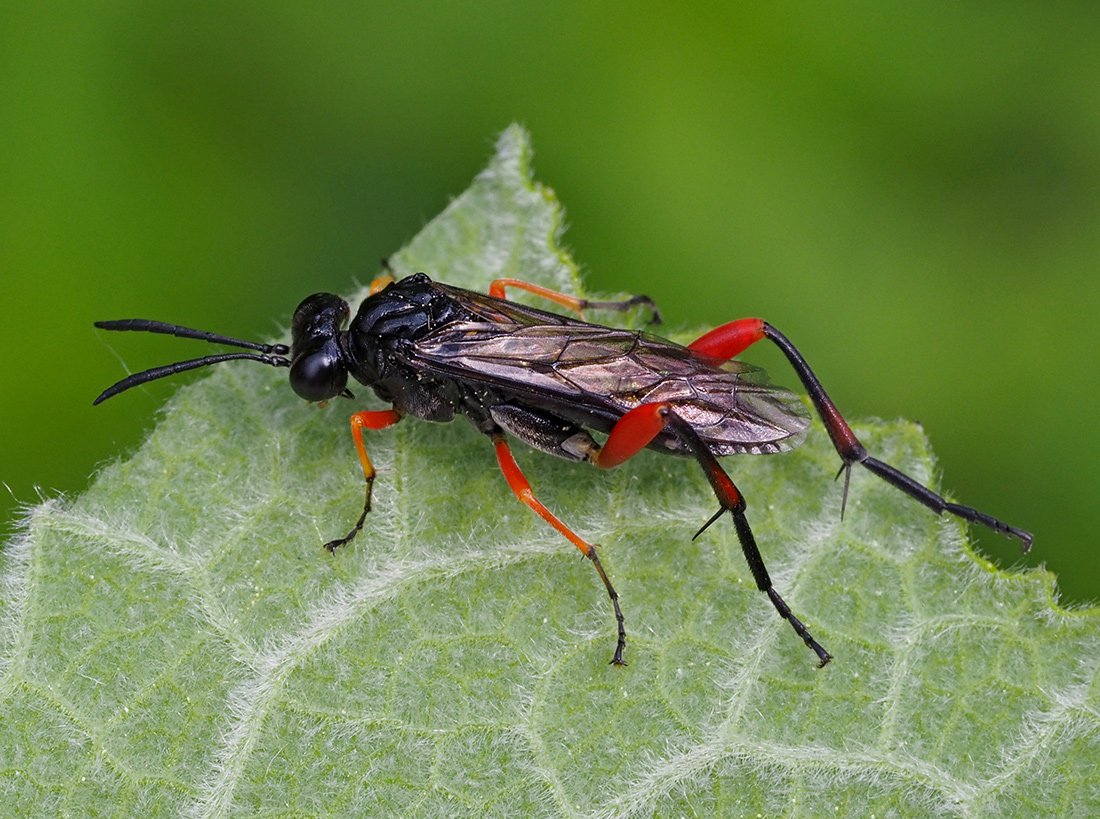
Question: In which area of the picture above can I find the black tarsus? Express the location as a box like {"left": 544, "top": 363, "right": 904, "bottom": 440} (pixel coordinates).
{"left": 761, "top": 322, "right": 1032, "bottom": 551}
{"left": 862, "top": 457, "right": 1033, "bottom": 552}
{"left": 587, "top": 545, "right": 627, "bottom": 665}
{"left": 580, "top": 293, "right": 662, "bottom": 326}
{"left": 324, "top": 479, "right": 375, "bottom": 553}
{"left": 667, "top": 412, "right": 833, "bottom": 668}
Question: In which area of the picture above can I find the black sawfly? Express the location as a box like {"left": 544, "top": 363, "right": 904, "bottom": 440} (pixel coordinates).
{"left": 94, "top": 271, "right": 1033, "bottom": 667}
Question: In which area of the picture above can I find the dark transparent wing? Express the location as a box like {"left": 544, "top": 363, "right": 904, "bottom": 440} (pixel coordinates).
{"left": 406, "top": 323, "right": 809, "bottom": 454}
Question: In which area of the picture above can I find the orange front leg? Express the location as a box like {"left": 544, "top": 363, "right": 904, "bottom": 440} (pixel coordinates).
{"left": 489, "top": 277, "right": 661, "bottom": 324}
{"left": 324, "top": 409, "right": 402, "bottom": 552}
{"left": 369, "top": 274, "right": 396, "bottom": 295}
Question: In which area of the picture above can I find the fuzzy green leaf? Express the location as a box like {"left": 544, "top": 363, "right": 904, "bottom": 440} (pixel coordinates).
{"left": 2, "top": 126, "right": 1098, "bottom": 816}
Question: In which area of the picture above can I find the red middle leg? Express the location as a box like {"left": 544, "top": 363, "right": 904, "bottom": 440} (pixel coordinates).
{"left": 493, "top": 433, "right": 628, "bottom": 665}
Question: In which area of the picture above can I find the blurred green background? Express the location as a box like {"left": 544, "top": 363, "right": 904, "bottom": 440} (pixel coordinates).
{"left": 2, "top": 4, "right": 1097, "bottom": 601}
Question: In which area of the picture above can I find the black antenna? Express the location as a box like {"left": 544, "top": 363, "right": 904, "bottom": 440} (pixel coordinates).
{"left": 94, "top": 319, "right": 289, "bottom": 355}
{"left": 94, "top": 319, "right": 291, "bottom": 405}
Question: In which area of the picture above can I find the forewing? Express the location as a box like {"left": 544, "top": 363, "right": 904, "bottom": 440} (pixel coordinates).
{"left": 406, "top": 322, "right": 809, "bottom": 454}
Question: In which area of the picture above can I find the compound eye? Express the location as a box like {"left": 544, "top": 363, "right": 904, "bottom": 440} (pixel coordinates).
{"left": 289, "top": 346, "right": 348, "bottom": 402}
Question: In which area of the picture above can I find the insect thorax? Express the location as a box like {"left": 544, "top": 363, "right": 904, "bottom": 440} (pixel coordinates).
{"left": 345, "top": 274, "right": 479, "bottom": 423}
